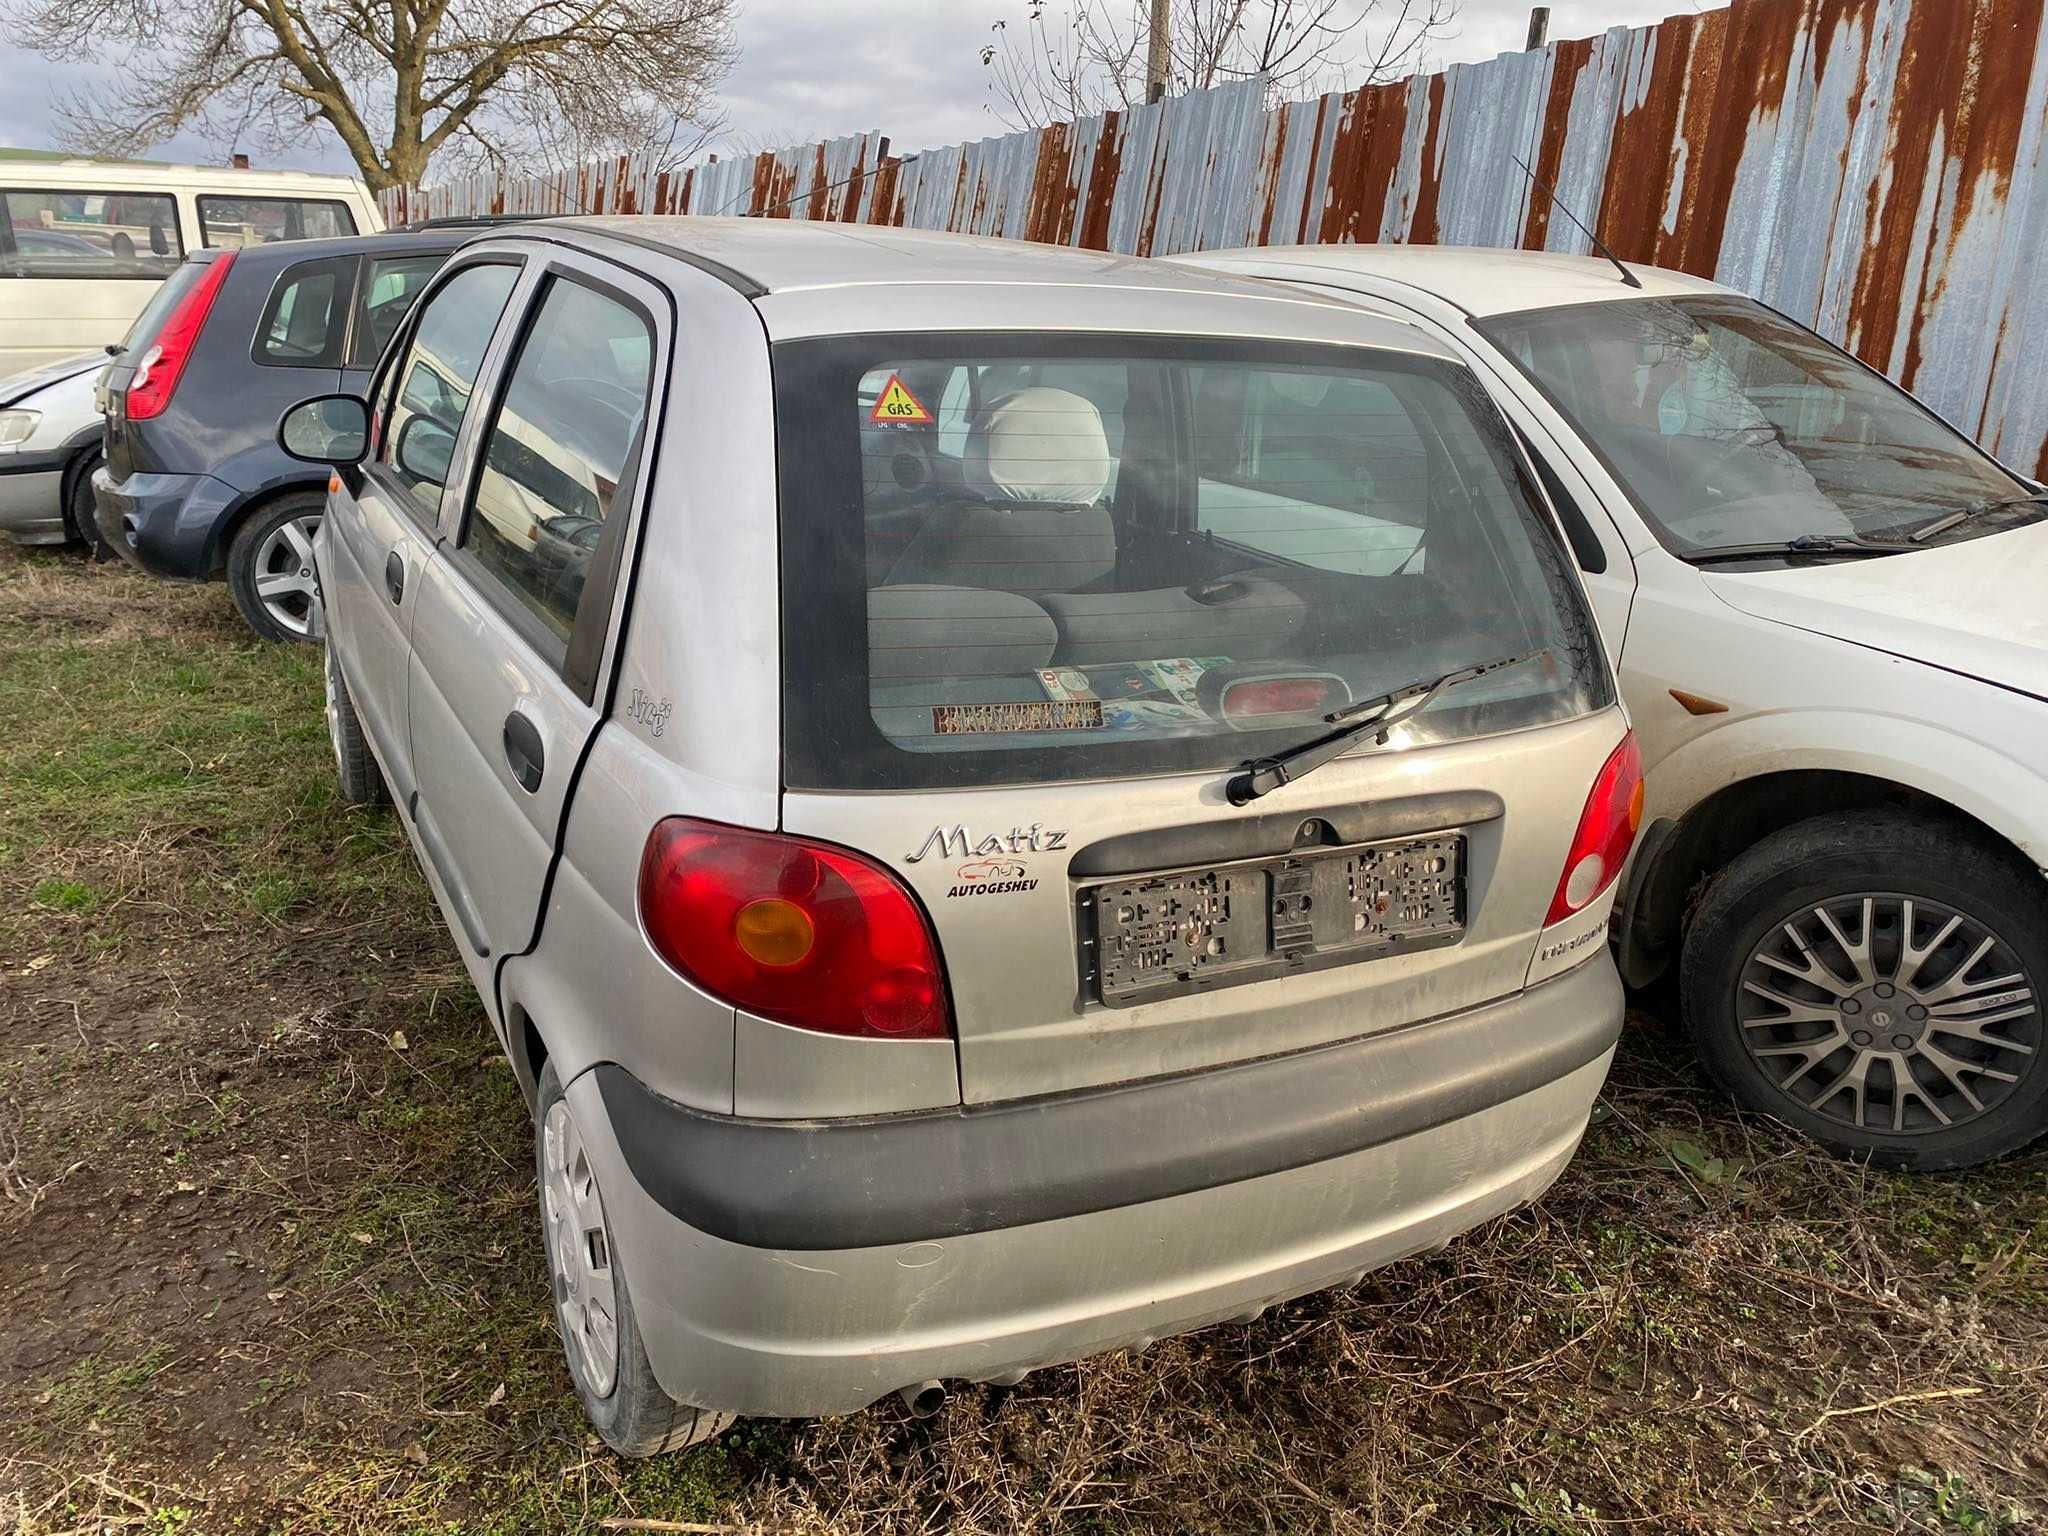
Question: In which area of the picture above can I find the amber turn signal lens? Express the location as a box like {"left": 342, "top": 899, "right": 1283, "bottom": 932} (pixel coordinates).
{"left": 733, "top": 896, "right": 816, "bottom": 967}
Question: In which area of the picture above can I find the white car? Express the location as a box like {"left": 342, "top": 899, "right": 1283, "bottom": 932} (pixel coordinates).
{"left": 1179, "top": 245, "right": 2048, "bottom": 1170}
{"left": 0, "top": 349, "right": 108, "bottom": 547}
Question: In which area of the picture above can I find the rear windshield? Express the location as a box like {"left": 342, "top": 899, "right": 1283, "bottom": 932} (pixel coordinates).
{"left": 118, "top": 258, "right": 214, "bottom": 351}
{"left": 777, "top": 334, "right": 1610, "bottom": 791}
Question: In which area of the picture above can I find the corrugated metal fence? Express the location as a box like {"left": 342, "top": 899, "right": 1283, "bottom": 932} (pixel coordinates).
{"left": 382, "top": 0, "right": 2048, "bottom": 476}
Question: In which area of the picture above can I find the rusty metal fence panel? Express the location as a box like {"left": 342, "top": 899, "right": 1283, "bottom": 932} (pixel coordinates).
{"left": 380, "top": 0, "right": 2047, "bottom": 476}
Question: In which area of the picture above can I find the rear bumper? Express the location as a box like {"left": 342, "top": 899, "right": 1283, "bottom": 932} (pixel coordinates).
{"left": 0, "top": 462, "right": 66, "bottom": 543}
{"left": 573, "top": 956, "right": 1622, "bottom": 1418}
{"left": 92, "top": 466, "right": 237, "bottom": 579}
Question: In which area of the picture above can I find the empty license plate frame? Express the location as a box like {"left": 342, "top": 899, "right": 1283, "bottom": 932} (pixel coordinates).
{"left": 1080, "top": 833, "right": 1466, "bottom": 1008}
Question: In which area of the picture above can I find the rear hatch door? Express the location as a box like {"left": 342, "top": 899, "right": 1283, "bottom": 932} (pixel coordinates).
{"left": 774, "top": 330, "right": 1624, "bottom": 1104}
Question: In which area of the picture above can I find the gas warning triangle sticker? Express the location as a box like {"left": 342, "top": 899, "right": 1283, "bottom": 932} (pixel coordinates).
{"left": 869, "top": 373, "right": 933, "bottom": 425}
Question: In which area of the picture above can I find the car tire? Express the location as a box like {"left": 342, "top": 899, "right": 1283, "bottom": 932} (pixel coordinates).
{"left": 227, "top": 492, "right": 325, "bottom": 643}
{"left": 534, "top": 1062, "right": 736, "bottom": 1457}
{"left": 62, "top": 449, "right": 116, "bottom": 560}
{"left": 324, "top": 641, "right": 387, "bottom": 808}
{"left": 1681, "top": 810, "right": 2048, "bottom": 1170}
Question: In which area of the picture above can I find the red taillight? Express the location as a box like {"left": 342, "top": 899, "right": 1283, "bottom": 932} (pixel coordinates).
{"left": 638, "top": 818, "right": 952, "bottom": 1041}
{"left": 126, "top": 252, "right": 236, "bottom": 421}
{"left": 1546, "top": 732, "right": 1645, "bottom": 926}
{"left": 1222, "top": 675, "right": 1337, "bottom": 719}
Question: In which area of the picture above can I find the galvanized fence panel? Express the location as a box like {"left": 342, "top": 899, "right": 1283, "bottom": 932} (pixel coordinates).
{"left": 381, "top": 0, "right": 2048, "bottom": 475}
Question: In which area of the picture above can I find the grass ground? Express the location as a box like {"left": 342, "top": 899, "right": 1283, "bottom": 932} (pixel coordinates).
{"left": 0, "top": 539, "right": 2043, "bottom": 1536}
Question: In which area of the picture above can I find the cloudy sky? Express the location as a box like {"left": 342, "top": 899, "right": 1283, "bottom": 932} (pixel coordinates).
{"left": 0, "top": 0, "right": 1712, "bottom": 176}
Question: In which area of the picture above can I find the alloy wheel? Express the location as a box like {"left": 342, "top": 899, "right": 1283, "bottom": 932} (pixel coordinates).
{"left": 252, "top": 515, "right": 322, "bottom": 637}
{"left": 541, "top": 1099, "right": 621, "bottom": 1398}
{"left": 1738, "top": 892, "right": 2039, "bottom": 1136}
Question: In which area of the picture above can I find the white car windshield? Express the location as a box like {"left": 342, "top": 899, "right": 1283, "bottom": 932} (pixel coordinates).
{"left": 1478, "top": 296, "right": 2037, "bottom": 555}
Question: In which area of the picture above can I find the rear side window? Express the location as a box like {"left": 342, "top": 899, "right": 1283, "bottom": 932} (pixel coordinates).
{"left": 374, "top": 262, "right": 520, "bottom": 522}
{"left": 778, "top": 334, "right": 1611, "bottom": 791}
{"left": 351, "top": 254, "right": 444, "bottom": 366}
{"left": 1, "top": 189, "right": 184, "bottom": 278}
{"left": 254, "top": 257, "right": 352, "bottom": 368}
{"left": 459, "top": 277, "right": 653, "bottom": 660}
{"left": 197, "top": 196, "right": 356, "bottom": 248}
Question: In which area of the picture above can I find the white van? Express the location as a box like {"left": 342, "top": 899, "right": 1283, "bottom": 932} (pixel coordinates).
{"left": 0, "top": 156, "right": 383, "bottom": 372}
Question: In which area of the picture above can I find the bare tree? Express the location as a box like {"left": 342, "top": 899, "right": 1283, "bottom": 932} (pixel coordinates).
{"left": 981, "top": 0, "right": 1454, "bottom": 130}
{"left": 3, "top": 0, "right": 738, "bottom": 190}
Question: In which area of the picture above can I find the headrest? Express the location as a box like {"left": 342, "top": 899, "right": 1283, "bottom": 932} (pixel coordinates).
{"left": 965, "top": 387, "right": 1113, "bottom": 507}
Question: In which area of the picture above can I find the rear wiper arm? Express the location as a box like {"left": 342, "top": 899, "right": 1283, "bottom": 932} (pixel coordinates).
{"left": 1225, "top": 650, "right": 1544, "bottom": 806}
{"left": 1684, "top": 533, "right": 1917, "bottom": 565}
{"left": 1908, "top": 493, "right": 2048, "bottom": 543}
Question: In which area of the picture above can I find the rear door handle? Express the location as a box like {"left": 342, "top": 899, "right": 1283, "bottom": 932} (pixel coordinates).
{"left": 503, "top": 711, "right": 545, "bottom": 792}
{"left": 384, "top": 550, "right": 405, "bottom": 604}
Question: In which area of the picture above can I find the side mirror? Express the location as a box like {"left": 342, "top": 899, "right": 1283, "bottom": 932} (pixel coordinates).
{"left": 278, "top": 393, "right": 369, "bottom": 466}
{"left": 394, "top": 414, "right": 457, "bottom": 488}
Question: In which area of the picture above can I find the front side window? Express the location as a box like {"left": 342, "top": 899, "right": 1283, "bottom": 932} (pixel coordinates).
{"left": 1478, "top": 296, "right": 2035, "bottom": 556}
{"left": 351, "top": 254, "right": 445, "bottom": 366}
{"left": 197, "top": 196, "right": 356, "bottom": 248}
{"left": 1, "top": 189, "right": 183, "bottom": 278}
{"left": 779, "top": 334, "right": 1609, "bottom": 791}
{"left": 375, "top": 262, "right": 520, "bottom": 518}
{"left": 462, "top": 277, "right": 654, "bottom": 656}
{"left": 255, "top": 257, "right": 351, "bottom": 367}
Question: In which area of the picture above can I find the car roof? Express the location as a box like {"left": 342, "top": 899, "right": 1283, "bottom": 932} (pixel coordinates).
{"left": 537, "top": 217, "right": 1469, "bottom": 358}
{"left": 195, "top": 227, "right": 472, "bottom": 269}
{"left": 0, "top": 158, "right": 369, "bottom": 195}
{"left": 1175, "top": 244, "right": 1734, "bottom": 318}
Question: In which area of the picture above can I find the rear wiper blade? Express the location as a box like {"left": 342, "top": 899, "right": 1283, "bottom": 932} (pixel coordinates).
{"left": 1225, "top": 650, "right": 1545, "bottom": 807}
{"left": 1907, "top": 493, "right": 2048, "bottom": 543}
{"left": 1683, "top": 533, "right": 1917, "bottom": 565}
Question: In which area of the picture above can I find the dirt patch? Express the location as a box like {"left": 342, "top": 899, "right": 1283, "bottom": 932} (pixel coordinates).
{"left": 2, "top": 541, "right": 2044, "bottom": 1535}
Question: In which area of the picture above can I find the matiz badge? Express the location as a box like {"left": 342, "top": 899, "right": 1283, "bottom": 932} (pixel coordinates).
{"left": 907, "top": 823, "right": 1067, "bottom": 899}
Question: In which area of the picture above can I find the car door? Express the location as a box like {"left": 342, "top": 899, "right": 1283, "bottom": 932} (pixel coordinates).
{"left": 321, "top": 257, "right": 523, "bottom": 806}
{"left": 404, "top": 251, "right": 667, "bottom": 1007}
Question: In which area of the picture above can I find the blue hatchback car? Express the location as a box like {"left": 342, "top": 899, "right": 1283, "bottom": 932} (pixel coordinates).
{"left": 94, "top": 225, "right": 485, "bottom": 639}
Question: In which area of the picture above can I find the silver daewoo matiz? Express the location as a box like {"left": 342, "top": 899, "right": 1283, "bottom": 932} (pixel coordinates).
{"left": 277, "top": 218, "right": 1640, "bottom": 1453}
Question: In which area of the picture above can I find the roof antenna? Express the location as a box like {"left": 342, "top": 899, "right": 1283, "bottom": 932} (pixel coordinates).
{"left": 1513, "top": 154, "right": 1642, "bottom": 289}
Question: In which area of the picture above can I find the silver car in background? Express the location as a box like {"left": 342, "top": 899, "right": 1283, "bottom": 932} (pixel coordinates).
{"left": 280, "top": 219, "right": 1638, "bottom": 1452}
{"left": 0, "top": 349, "right": 108, "bottom": 548}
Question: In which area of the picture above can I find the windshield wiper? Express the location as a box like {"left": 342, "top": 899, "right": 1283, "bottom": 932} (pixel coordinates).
{"left": 1907, "top": 493, "right": 2048, "bottom": 543}
{"left": 1225, "top": 650, "right": 1544, "bottom": 806}
{"left": 1683, "top": 532, "right": 1918, "bottom": 565}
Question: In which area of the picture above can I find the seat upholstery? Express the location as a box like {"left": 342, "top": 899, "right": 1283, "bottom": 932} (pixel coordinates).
{"left": 885, "top": 388, "right": 1117, "bottom": 595}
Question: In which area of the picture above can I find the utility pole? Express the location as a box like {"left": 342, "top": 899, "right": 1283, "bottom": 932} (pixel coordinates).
{"left": 1146, "top": 0, "right": 1170, "bottom": 102}
{"left": 1525, "top": 6, "right": 1550, "bottom": 49}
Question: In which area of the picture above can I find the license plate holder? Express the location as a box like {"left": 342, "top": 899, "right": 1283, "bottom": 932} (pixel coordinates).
{"left": 1081, "top": 833, "right": 1465, "bottom": 1008}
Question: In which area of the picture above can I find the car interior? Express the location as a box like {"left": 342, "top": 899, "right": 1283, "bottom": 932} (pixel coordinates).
{"left": 851, "top": 354, "right": 1584, "bottom": 754}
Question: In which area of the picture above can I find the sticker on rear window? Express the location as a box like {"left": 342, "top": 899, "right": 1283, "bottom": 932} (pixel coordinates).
{"left": 933, "top": 700, "right": 1104, "bottom": 734}
{"left": 870, "top": 373, "right": 933, "bottom": 425}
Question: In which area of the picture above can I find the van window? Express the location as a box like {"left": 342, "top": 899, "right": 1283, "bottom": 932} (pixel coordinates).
{"left": 777, "top": 333, "right": 1610, "bottom": 791}
{"left": 197, "top": 196, "right": 356, "bottom": 248}
{"left": 351, "top": 254, "right": 444, "bottom": 366}
{"left": 254, "top": 257, "right": 352, "bottom": 368}
{"left": 1, "top": 189, "right": 184, "bottom": 278}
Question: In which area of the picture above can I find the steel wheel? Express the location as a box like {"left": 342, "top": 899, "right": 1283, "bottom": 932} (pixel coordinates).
{"left": 1737, "top": 892, "right": 2039, "bottom": 1137}
{"left": 251, "top": 514, "right": 322, "bottom": 637}
{"left": 542, "top": 1099, "right": 620, "bottom": 1399}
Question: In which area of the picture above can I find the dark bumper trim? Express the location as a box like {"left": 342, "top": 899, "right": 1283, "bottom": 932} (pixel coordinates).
{"left": 597, "top": 957, "right": 1622, "bottom": 1250}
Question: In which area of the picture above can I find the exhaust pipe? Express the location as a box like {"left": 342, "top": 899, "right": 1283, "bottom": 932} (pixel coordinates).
{"left": 897, "top": 1380, "right": 947, "bottom": 1418}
